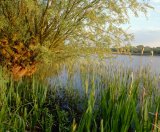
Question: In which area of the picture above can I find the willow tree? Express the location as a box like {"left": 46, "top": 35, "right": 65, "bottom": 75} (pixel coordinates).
{"left": 0, "top": 0, "right": 151, "bottom": 78}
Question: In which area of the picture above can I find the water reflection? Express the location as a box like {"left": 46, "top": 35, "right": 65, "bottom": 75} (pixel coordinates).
{"left": 49, "top": 55, "right": 160, "bottom": 90}
{"left": 108, "top": 55, "right": 160, "bottom": 75}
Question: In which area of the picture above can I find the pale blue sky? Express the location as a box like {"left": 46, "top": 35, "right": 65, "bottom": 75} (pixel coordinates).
{"left": 128, "top": 0, "right": 160, "bottom": 47}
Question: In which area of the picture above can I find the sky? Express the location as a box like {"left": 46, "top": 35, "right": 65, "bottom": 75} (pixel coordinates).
{"left": 128, "top": 0, "right": 160, "bottom": 47}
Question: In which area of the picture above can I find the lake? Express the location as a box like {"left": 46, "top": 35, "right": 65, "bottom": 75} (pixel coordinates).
{"left": 49, "top": 55, "right": 160, "bottom": 88}
{"left": 107, "top": 55, "right": 160, "bottom": 75}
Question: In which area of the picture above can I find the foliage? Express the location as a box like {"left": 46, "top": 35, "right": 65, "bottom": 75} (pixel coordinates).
{"left": 111, "top": 45, "right": 160, "bottom": 55}
{"left": 130, "top": 45, "right": 160, "bottom": 55}
{"left": 0, "top": 0, "right": 151, "bottom": 78}
{"left": 0, "top": 60, "right": 160, "bottom": 131}
{"left": 153, "top": 47, "right": 160, "bottom": 55}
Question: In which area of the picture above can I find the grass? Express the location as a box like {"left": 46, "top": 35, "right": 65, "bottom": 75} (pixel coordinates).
{"left": 0, "top": 59, "right": 160, "bottom": 132}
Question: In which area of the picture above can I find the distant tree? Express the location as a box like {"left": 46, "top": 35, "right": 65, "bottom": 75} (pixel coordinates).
{"left": 143, "top": 46, "right": 151, "bottom": 54}
{"left": 153, "top": 47, "right": 160, "bottom": 55}
{"left": 136, "top": 45, "right": 144, "bottom": 49}
{"left": 130, "top": 45, "right": 160, "bottom": 55}
{"left": 0, "top": 0, "right": 151, "bottom": 79}
{"left": 130, "top": 46, "right": 138, "bottom": 53}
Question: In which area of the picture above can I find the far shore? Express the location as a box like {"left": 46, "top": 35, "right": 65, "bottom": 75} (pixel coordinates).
{"left": 112, "top": 52, "right": 160, "bottom": 56}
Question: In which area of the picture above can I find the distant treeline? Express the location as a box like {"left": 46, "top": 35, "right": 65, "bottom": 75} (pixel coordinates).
{"left": 111, "top": 45, "right": 160, "bottom": 55}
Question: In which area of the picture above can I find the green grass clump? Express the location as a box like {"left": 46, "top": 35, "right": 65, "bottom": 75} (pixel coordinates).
{"left": 0, "top": 61, "right": 160, "bottom": 132}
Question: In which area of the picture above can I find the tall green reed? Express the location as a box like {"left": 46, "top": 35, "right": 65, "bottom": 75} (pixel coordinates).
{"left": 0, "top": 58, "right": 160, "bottom": 132}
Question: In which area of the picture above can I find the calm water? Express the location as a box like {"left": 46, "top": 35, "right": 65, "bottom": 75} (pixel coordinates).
{"left": 107, "top": 55, "right": 160, "bottom": 74}
{"left": 50, "top": 55, "right": 160, "bottom": 88}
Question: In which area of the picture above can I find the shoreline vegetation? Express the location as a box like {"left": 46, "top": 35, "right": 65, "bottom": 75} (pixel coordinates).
{"left": 0, "top": 0, "right": 159, "bottom": 132}
{"left": 111, "top": 45, "right": 160, "bottom": 56}
{"left": 112, "top": 52, "right": 160, "bottom": 56}
{"left": 0, "top": 63, "right": 160, "bottom": 131}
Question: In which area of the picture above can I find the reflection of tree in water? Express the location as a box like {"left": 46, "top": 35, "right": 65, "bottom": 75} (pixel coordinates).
{"left": 37, "top": 57, "right": 77, "bottom": 80}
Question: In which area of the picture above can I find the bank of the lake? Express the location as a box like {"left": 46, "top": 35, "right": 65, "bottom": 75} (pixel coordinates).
{"left": 0, "top": 57, "right": 160, "bottom": 131}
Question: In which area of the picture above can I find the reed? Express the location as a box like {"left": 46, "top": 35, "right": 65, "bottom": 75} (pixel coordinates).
{"left": 0, "top": 60, "right": 159, "bottom": 131}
